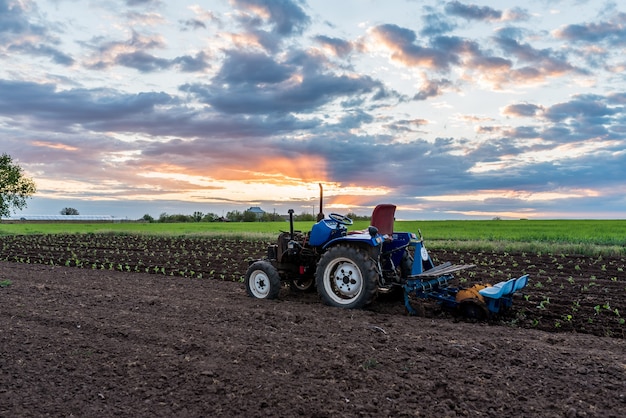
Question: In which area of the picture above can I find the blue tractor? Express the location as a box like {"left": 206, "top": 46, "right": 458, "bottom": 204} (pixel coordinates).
{"left": 244, "top": 185, "right": 528, "bottom": 318}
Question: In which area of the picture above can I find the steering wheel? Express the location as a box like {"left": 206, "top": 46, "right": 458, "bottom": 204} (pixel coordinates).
{"left": 329, "top": 213, "right": 353, "bottom": 226}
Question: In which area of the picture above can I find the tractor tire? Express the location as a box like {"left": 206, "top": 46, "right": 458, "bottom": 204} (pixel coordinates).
{"left": 245, "top": 261, "right": 281, "bottom": 300}
{"left": 316, "top": 245, "right": 378, "bottom": 309}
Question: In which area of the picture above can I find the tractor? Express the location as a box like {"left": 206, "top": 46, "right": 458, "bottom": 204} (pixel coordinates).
{"left": 244, "top": 185, "right": 528, "bottom": 318}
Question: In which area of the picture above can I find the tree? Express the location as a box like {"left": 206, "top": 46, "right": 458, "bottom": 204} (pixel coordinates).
{"left": 202, "top": 212, "right": 219, "bottom": 222}
{"left": 242, "top": 209, "right": 258, "bottom": 222}
{"left": 60, "top": 207, "right": 80, "bottom": 215}
{"left": 226, "top": 210, "right": 243, "bottom": 222}
{"left": 0, "top": 154, "right": 36, "bottom": 218}
{"left": 294, "top": 212, "right": 315, "bottom": 221}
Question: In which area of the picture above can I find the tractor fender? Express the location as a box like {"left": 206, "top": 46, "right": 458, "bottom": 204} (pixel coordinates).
{"left": 322, "top": 233, "right": 384, "bottom": 251}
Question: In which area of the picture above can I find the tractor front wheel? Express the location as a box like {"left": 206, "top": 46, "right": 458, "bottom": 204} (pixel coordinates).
{"left": 316, "top": 245, "right": 378, "bottom": 309}
{"left": 245, "top": 261, "right": 281, "bottom": 299}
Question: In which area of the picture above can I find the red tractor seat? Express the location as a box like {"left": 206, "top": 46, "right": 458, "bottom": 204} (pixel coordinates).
{"left": 370, "top": 204, "right": 396, "bottom": 235}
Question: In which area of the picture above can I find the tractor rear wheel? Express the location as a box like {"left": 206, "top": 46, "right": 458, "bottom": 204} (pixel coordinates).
{"left": 316, "top": 245, "right": 378, "bottom": 309}
{"left": 245, "top": 261, "right": 281, "bottom": 299}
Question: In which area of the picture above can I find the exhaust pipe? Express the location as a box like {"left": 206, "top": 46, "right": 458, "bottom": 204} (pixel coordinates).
{"left": 316, "top": 183, "right": 324, "bottom": 221}
{"left": 288, "top": 209, "right": 294, "bottom": 240}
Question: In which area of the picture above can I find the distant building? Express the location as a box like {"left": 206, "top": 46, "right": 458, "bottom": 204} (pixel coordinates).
{"left": 247, "top": 207, "right": 265, "bottom": 219}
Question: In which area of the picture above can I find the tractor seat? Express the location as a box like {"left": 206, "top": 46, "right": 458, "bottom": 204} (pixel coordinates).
{"left": 371, "top": 204, "right": 396, "bottom": 235}
{"left": 348, "top": 204, "right": 396, "bottom": 237}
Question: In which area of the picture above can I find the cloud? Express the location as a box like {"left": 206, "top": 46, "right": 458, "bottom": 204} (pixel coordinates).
{"left": 0, "top": 0, "right": 74, "bottom": 65}
{"left": 444, "top": 1, "right": 502, "bottom": 21}
{"left": 413, "top": 78, "right": 452, "bottom": 100}
{"left": 0, "top": 0, "right": 45, "bottom": 37}
{"left": 370, "top": 24, "right": 462, "bottom": 71}
{"left": 2, "top": 0, "right": 626, "bottom": 219}
{"left": 223, "top": 0, "right": 312, "bottom": 53}
{"left": 232, "top": 0, "right": 310, "bottom": 36}
{"left": 181, "top": 49, "right": 385, "bottom": 115}
{"left": 0, "top": 80, "right": 174, "bottom": 132}
{"left": 554, "top": 12, "right": 626, "bottom": 46}
{"left": 313, "top": 35, "right": 353, "bottom": 57}
{"left": 180, "top": 18, "right": 207, "bottom": 30}
{"left": 542, "top": 94, "right": 619, "bottom": 124}
{"left": 8, "top": 42, "right": 74, "bottom": 65}
{"left": 420, "top": 11, "right": 457, "bottom": 36}
{"left": 84, "top": 30, "right": 209, "bottom": 73}
{"left": 444, "top": 2, "right": 529, "bottom": 23}
{"left": 126, "top": 0, "right": 161, "bottom": 7}
{"left": 370, "top": 22, "right": 578, "bottom": 89}
{"left": 502, "top": 103, "right": 544, "bottom": 117}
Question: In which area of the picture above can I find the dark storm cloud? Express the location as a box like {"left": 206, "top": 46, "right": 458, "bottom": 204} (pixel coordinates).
{"left": 554, "top": 12, "right": 626, "bottom": 46}
{"left": 444, "top": 1, "right": 502, "bottom": 21}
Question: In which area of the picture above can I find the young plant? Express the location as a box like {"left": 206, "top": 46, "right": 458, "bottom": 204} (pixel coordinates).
{"left": 361, "top": 358, "right": 379, "bottom": 370}
{"left": 536, "top": 297, "right": 550, "bottom": 310}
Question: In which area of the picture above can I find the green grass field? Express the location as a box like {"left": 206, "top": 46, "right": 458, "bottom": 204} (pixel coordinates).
{"left": 2, "top": 219, "right": 625, "bottom": 256}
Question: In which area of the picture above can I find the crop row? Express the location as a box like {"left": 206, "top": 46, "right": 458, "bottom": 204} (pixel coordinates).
{"left": 0, "top": 234, "right": 268, "bottom": 280}
{"left": 1, "top": 233, "right": 624, "bottom": 338}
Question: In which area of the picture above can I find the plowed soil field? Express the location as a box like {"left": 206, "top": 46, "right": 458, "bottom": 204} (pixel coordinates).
{"left": 1, "top": 235, "right": 625, "bottom": 417}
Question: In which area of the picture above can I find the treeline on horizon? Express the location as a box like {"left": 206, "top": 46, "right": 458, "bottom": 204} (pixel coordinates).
{"left": 143, "top": 210, "right": 371, "bottom": 223}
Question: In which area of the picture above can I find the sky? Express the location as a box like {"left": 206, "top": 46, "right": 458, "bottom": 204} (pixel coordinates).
{"left": 1, "top": 0, "right": 625, "bottom": 220}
